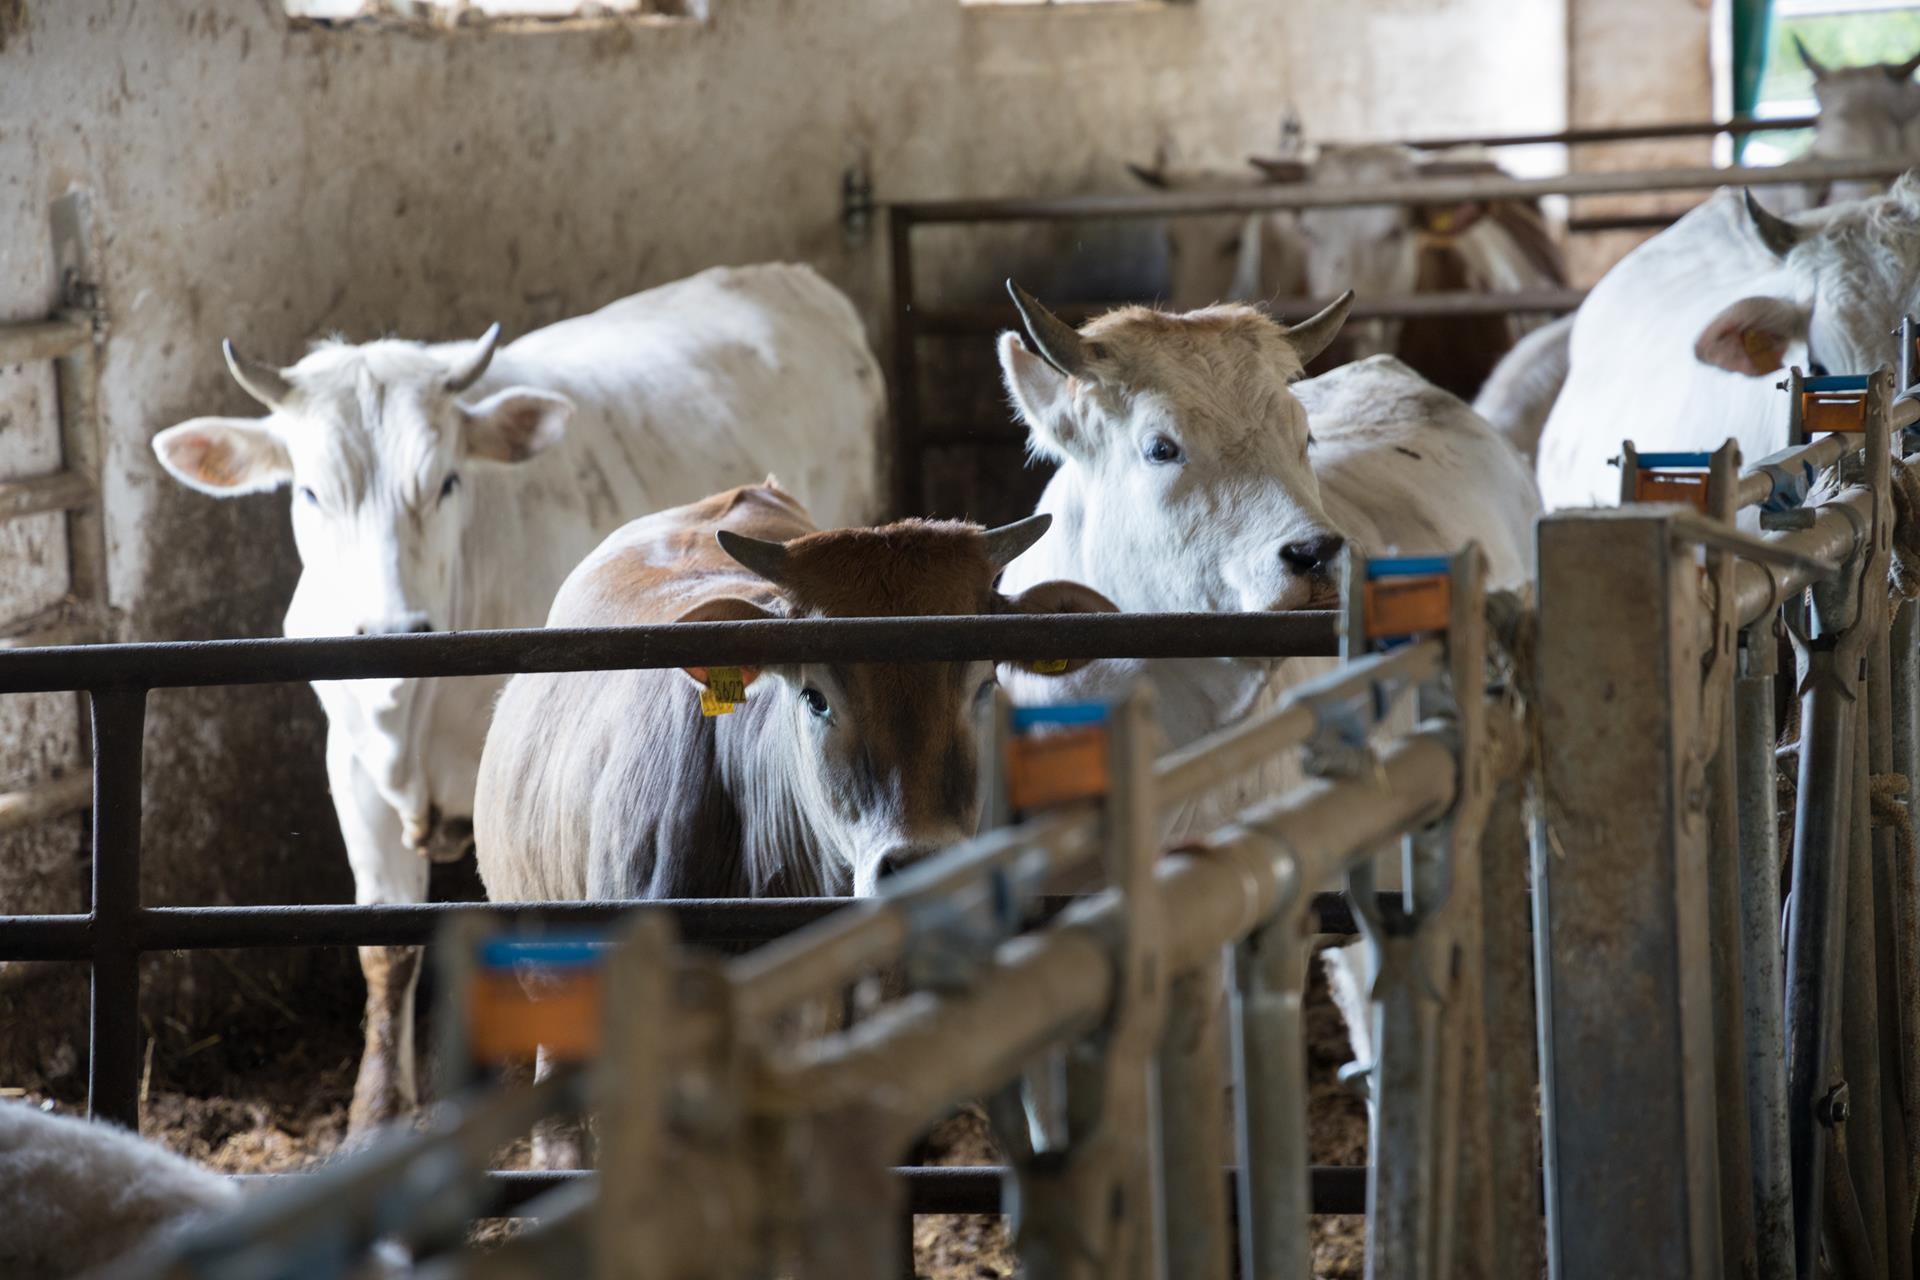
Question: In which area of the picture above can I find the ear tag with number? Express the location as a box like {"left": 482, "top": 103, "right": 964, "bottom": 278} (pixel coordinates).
{"left": 1027, "top": 659, "right": 1071, "bottom": 675}
{"left": 700, "top": 666, "right": 747, "bottom": 717}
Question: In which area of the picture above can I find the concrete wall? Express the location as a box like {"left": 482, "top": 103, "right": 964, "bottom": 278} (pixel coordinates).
{"left": 0, "top": 0, "right": 1569, "bottom": 1056}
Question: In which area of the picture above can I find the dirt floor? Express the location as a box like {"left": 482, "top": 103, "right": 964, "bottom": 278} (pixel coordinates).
{"left": 6, "top": 946, "right": 1370, "bottom": 1279}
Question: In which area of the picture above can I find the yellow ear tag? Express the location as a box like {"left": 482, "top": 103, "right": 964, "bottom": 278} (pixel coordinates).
{"left": 700, "top": 666, "right": 747, "bottom": 717}
{"left": 1027, "top": 659, "right": 1071, "bottom": 675}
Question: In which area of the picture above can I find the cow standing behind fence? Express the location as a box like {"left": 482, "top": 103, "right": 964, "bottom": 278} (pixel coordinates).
{"left": 991, "top": 284, "right": 1538, "bottom": 1070}
{"left": 150, "top": 264, "right": 886, "bottom": 1132}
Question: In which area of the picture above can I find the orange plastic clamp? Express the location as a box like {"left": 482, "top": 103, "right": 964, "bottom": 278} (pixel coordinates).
{"left": 1006, "top": 726, "right": 1109, "bottom": 811}
{"left": 466, "top": 969, "right": 602, "bottom": 1064}
{"left": 1802, "top": 391, "right": 1869, "bottom": 434}
{"left": 1364, "top": 575, "right": 1452, "bottom": 640}
{"left": 1632, "top": 470, "right": 1711, "bottom": 512}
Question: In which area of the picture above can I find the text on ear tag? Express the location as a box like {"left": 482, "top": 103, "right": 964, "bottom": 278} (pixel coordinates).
{"left": 701, "top": 666, "right": 747, "bottom": 717}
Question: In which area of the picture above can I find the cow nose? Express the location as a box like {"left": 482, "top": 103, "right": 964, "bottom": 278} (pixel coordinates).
{"left": 356, "top": 613, "right": 433, "bottom": 636}
{"left": 1279, "top": 534, "right": 1346, "bottom": 575}
{"left": 874, "top": 847, "right": 932, "bottom": 883}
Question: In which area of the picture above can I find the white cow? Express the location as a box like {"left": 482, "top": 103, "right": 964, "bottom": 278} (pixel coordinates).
{"left": 1536, "top": 181, "right": 1920, "bottom": 509}
{"left": 1473, "top": 311, "right": 1576, "bottom": 464}
{"left": 994, "top": 284, "right": 1538, "bottom": 1066}
{"left": 1772, "top": 36, "right": 1920, "bottom": 213}
{"left": 0, "top": 1102, "right": 239, "bottom": 1280}
{"left": 152, "top": 263, "right": 884, "bottom": 1131}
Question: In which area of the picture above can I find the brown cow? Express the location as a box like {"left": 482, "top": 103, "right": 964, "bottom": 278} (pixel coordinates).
{"left": 474, "top": 480, "right": 1115, "bottom": 908}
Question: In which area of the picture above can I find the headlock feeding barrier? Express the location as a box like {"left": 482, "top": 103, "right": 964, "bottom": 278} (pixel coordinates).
{"left": 0, "top": 241, "right": 1918, "bottom": 1279}
{"left": 46, "top": 319, "right": 1920, "bottom": 1279}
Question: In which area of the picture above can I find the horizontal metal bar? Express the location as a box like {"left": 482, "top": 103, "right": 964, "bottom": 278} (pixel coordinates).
{"left": 0, "top": 315, "right": 91, "bottom": 366}
{"left": 0, "top": 611, "right": 1342, "bottom": 694}
{"left": 0, "top": 771, "right": 91, "bottom": 834}
{"left": 241, "top": 1163, "right": 1371, "bottom": 1217}
{"left": 0, "top": 471, "right": 94, "bottom": 523}
{"left": 914, "top": 289, "right": 1588, "bottom": 337}
{"left": 890, "top": 156, "right": 1906, "bottom": 224}
{"left": 1733, "top": 486, "right": 1872, "bottom": 627}
{"left": 1391, "top": 113, "right": 1818, "bottom": 151}
{"left": 0, "top": 893, "right": 1369, "bottom": 960}
{"left": 1567, "top": 213, "right": 1684, "bottom": 234}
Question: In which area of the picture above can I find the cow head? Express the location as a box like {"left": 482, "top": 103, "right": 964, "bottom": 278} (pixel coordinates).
{"left": 675, "top": 515, "right": 1116, "bottom": 895}
{"left": 1799, "top": 35, "right": 1920, "bottom": 202}
{"left": 153, "top": 329, "right": 573, "bottom": 635}
{"left": 1283, "top": 146, "right": 1424, "bottom": 359}
{"left": 1693, "top": 185, "right": 1920, "bottom": 384}
{"left": 997, "top": 282, "right": 1354, "bottom": 615}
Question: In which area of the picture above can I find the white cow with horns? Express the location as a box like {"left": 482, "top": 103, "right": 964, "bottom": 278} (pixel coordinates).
{"left": 152, "top": 264, "right": 884, "bottom": 1131}
{"left": 994, "top": 282, "right": 1539, "bottom": 1068}
{"left": 1536, "top": 180, "right": 1920, "bottom": 509}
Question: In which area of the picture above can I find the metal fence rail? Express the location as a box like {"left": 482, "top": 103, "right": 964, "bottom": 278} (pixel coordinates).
{"left": 0, "top": 610, "right": 1340, "bottom": 1130}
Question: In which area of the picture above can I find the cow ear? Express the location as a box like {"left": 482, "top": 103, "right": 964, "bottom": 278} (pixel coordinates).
{"left": 672, "top": 596, "right": 775, "bottom": 690}
{"left": 998, "top": 578, "right": 1119, "bottom": 676}
{"left": 462, "top": 388, "right": 574, "bottom": 464}
{"left": 152, "top": 418, "right": 292, "bottom": 496}
{"left": 1694, "top": 296, "right": 1810, "bottom": 377}
{"left": 998, "top": 333, "right": 1080, "bottom": 460}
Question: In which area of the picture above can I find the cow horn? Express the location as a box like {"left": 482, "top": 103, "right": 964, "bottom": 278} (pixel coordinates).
{"left": 715, "top": 528, "right": 792, "bottom": 586}
{"left": 1891, "top": 48, "right": 1920, "bottom": 80}
{"left": 982, "top": 513, "right": 1052, "bottom": 573}
{"left": 223, "top": 340, "right": 293, "bottom": 411}
{"left": 1282, "top": 290, "right": 1355, "bottom": 367}
{"left": 1793, "top": 33, "right": 1828, "bottom": 80}
{"left": 1006, "top": 281, "right": 1090, "bottom": 378}
{"left": 444, "top": 323, "right": 502, "bottom": 393}
{"left": 1127, "top": 162, "right": 1170, "bottom": 190}
{"left": 1744, "top": 189, "right": 1801, "bottom": 258}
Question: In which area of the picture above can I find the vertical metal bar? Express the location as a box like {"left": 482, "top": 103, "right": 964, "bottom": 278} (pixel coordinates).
{"left": 887, "top": 207, "right": 922, "bottom": 518}
{"left": 1157, "top": 954, "right": 1232, "bottom": 1280}
{"left": 1534, "top": 510, "right": 1721, "bottom": 1280}
{"left": 1783, "top": 649, "right": 1857, "bottom": 1280}
{"left": 1230, "top": 913, "right": 1314, "bottom": 1280}
{"left": 1840, "top": 672, "right": 1888, "bottom": 1273}
{"left": 1737, "top": 622, "right": 1796, "bottom": 1280}
{"left": 1362, "top": 844, "right": 1439, "bottom": 1280}
{"left": 1706, "top": 443, "right": 1758, "bottom": 1280}
{"left": 87, "top": 687, "right": 146, "bottom": 1128}
{"left": 1889, "top": 601, "right": 1920, "bottom": 1256}
{"left": 1475, "top": 781, "right": 1545, "bottom": 1279}
{"left": 1868, "top": 601, "right": 1913, "bottom": 1280}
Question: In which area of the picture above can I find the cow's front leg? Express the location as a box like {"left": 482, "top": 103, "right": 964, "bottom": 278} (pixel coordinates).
{"left": 329, "top": 734, "right": 431, "bottom": 1134}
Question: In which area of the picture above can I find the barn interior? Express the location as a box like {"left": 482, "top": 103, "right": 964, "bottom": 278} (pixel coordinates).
{"left": 5, "top": 2, "right": 1920, "bottom": 1278}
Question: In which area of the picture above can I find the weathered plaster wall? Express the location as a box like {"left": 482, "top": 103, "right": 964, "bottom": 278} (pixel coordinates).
{"left": 0, "top": 0, "right": 1569, "bottom": 1054}
{"left": 1566, "top": 0, "right": 1714, "bottom": 280}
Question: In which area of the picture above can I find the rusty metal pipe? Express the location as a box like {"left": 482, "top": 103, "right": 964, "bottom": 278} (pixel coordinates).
{"left": 0, "top": 611, "right": 1341, "bottom": 695}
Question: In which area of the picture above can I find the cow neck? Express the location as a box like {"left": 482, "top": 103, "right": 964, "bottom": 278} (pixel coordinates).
{"left": 709, "top": 686, "right": 845, "bottom": 898}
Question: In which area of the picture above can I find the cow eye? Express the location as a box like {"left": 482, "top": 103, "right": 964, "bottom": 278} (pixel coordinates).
{"left": 439, "top": 473, "right": 461, "bottom": 502}
{"left": 1143, "top": 435, "right": 1184, "bottom": 465}
{"left": 974, "top": 675, "right": 999, "bottom": 703}
{"left": 1220, "top": 235, "right": 1242, "bottom": 259}
{"left": 801, "top": 687, "right": 831, "bottom": 718}
{"left": 298, "top": 485, "right": 319, "bottom": 507}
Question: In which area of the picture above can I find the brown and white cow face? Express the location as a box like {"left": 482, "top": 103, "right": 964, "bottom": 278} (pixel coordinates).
{"left": 153, "top": 329, "right": 572, "bottom": 637}
{"left": 996, "top": 285, "right": 1354, "bottom": 616}
{"left": 679, "top": 517, "right": 1115, "bottom": 895}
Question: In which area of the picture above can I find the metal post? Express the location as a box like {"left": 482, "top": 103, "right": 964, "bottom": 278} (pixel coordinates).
{"left": 1783, "top": 639, "right": 1858, "bottom": 1280}
{"left": 1229, "top": 913, "right": 1314, "bottom": 1280}
{"left": 1737, "top": 621, "right": 1796, "bottom": 1280}
{"left": 1706, "top": 444, "right": 1759, "bottom": 1280}
{"left": 1156, "top": 954, "right": 1232, "bottom": 1280}
{"left": 1889, "top": 601, "right": 1920, "bottom": 1252}
{"left": 1868, "top": 600, "right": 1913, "bottom": 1280}
{"left": 87, "top": 687, "right": 146, "bottom": 1128}
{"left": 1840, "top": 672, "right": 1888, "bottom": 1274}
{"left": 887, "top": 208, "right": 922, "bottom": 517}
{"left": 1534, "top": 509, "right": 1721, "bottom": 1280}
